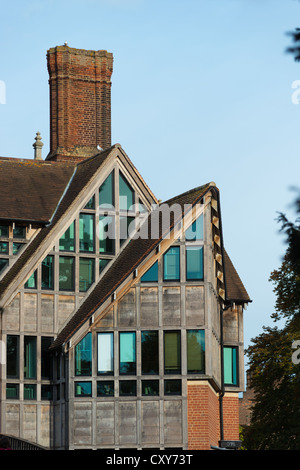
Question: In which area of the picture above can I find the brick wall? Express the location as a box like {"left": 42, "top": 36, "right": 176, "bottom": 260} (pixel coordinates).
{"left": 46, "top": 45, "right": 113, "bottom": 162}
{"left": 187, "top": 381, "right": 240, "bottom": 449}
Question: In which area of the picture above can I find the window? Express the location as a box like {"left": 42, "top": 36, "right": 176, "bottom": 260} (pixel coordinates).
{"left": 185, "top": 214, "right": 203, "bottom": 240}
{"left": 79, "top": 258, "right": 95, "bottom": 292}
{"left": 41, "top": 385, "right": 53, "bottom": 400}
{"left": 13, "top": 226, "right": 26, "bottom": 239}
{"left": 25, "top": 270, "right": 37, "bottom": 289}
{"left": 59, "top": 256, "right": 75, "bottom": 291}
{"left": 97, "top": 332, "right": 114, "bottom": 375}
{"left": 141, "top": 261, "right": 158, "bottom": 282}
{"left": 24, "top": 336, "right": 37, "bottom": 379}
{"left": 99, "top": 171, "right": 114, "bottom": 210}
{"left": 0, "top": 225, "right": 9, "bottom": 237}
{"left": 187, "top": 330, "right": 205, "bottom": 374}
{"left": 97, "top": 381, "right": 114, "bottom": 397}
{"left": 99, "top": 258, "right": 110, "bottom": 274}
{"left": 186, "top": 246, "right": 204, "bottom": 280}
{"left": 6, "top": 384, "right": 19, "bottom": 399}
{"left": 79, "top": 213, "right": 94, "bottom": 252}
{"left": 163, "top": 247, "right": 180, "bottom": 281}
{"left": 119, "top": 332, "right": 136, "bottom": 375}
{"left": 223, "top": 346, "right": 238, "bottom": 386}
{"left": 141, "top": 331, "right": 159, "bottom": 374}
{"left": 13, "top": 242, "right": 24, "bottom": 255}
{"left": 142, "top": 380, "right": 159, "bottom": 396}
{"left": 42, "top": 255, "right": 54, "bottom": 290}
{"left": 99, "top": 215, "right": 115, "bottom": 254}
{"left": 119, "top": 172, "right": 134, "bottom": 212}
{"left": 75, "top": 333, "right": 92, "bottom": 376}
{"left": 24, "top": 384, "right": 37, "bottom": 400}
{"left": 75, "top": 381, "right": 92, "bottom": 397}
{"left": 84, "top": 195, "right": 95, "bottom": 209}
{"left": 119, "top": 380, "right": 136, "bottom": 396}
{"left": 6, "top": 335, "right": 19, "bottom": 378}
{"left": 164, "top": 331, "right": 181, "bottom": 374}
{"left": 0, "top": 258, "right": 8, "bottom": 274}
{"left": 164, "top": 379, "right": 181, "bottom": 395}
{"left": 41, "top": 337, "right": 53, "bottom": 379}
{"left": 59, "top": 222, "right": 75, "bottom": 252}
{"left": 120, "top": 216, "right": 135, "bottom": 246}
{"left": 0, "top": 242, "right": 8, "bottom": 254}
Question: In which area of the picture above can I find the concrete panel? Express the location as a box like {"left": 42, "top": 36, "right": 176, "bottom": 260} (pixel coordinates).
{"left": 5, "top": 403, "right": 20, "bottom": 437}
{"left": 118, "top": 402, "right": 137, "bottom": 445}
{"left": 41, "top": 294, "right": 54, "bottom": 333}
{"left": 57, "top": 295, "right": 75, "bottom": 331}
{"left": 23, "top": 404, "right": 37, "bottom": 443}
{"left": 73, "top": 402, "right": 92, "bottom": 446}
{"left": 3, "top": 294, "right": 20, "bottom": 331}
{"left": 164, "top": 400, "right": 182, "bottom": 444}
{"left": 117, "top": 289, "right": 136, "bottom": 327}
{"left": 185, "top": 286, "right": 205, "bottom": 326}
{"left": 141, "top": 401, "right": 160, "bottom": 444}
{"left": 162, "top": 287, "right": 180, "bottom": 326}
{"left": 96, "top": 401, "right": 115, "bottom": 445}
{"left": 140, "top": 287, "right": 158, "bottom": 327}
{"left": 23, "top": 293, "right": 37, "bottom": 332}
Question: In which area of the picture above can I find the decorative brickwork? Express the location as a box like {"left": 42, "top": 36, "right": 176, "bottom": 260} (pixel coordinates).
{"left": 46, "top": 45, "right": 113, "bottom": 162}
{"left": 187, "top": 381, "right": 240, "bottom": 450}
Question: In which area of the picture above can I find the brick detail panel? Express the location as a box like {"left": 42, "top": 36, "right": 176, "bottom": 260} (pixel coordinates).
{"left": 187, "top": 381, "right": 220, "bottom": 450}
{"left": 187, "top": 382, "right": 240, "bottom": 450}
{"left": 46, "top": 45, "right": 113, "bottom": 162}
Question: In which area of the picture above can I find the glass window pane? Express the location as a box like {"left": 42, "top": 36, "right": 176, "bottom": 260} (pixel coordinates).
{"left": 24, "top": 336, "right": 37, "bottom": 379}
{"left": 99, "top": 215, "right": 115, "bottom": 254}
{"left": 6, "top": 383, "right": 19, "bottom": 399}
{"left": 13, "top": 242, "right": 24, "bottom": 255}
{"left": 119, "top": 332, "right": 136, "bottom": 375}
{"left": 79, "top": 258, "right": 95, "bottom": 292}
{"left": 164, "top": 331, "right": 181, "bottom": 374}
{"left": 41, "top": 337, "right": 53, "bottom": 379}
{"left": 13, "top": 226, "right": 26, "bottom": 239}
{"left": 224, "top": 347, "right": 238, "bottom": 386}
{"left": 120, "top": 216, "right": 135, "bottom": 246}
{"left": 42, "top": 255, "right": 54, "bottom": 290}
{"left": 164, "top": 379, "right": 181, "bottom": 395}
{"left": 75, "top": 333, "right": 92, "bottom": 376}
{"left": 84, "top": 195, "right": 95, "bottom": 209}
{"left": 0, "top": 225, "right": 9, "bottom": 237}
{"left": 119, "top": 380, "right": 136, "bottom": 396}
{"left": 41, "top": 385, "right": 53, "bottom": 400}
{"left": 75, "top": 381, "right": 92, "bottom": 397}
{"left": 187, "top": 330, "right": 205, "bottom": 374}
{"left": 141, "top": 261, "right": 158, "bottom": 282}
{"left": 59, "top": 256, "right": 74, "bottom": 291}
{"left": 141, "top": 331, "right": 159, "bottom": 374}
{"left": 99, "top": 172, "right": 114, "bottom": 210}
{"left": 185, "top": 214, "right": 203, "bottom": 240}
{"left": 142, "top": 380, "right": 159, "bottom": 396}
{"left": 97, "top": 381, "right": 114, "bottom": 397}
{"left": 79, "top": 214, "right": 94, "bottom": 252}
{"left": 59, "top": 221, "right": 75, "bottom": 252}
{"left": 25, "top": 270, "right": 37, "bottom": 289}
{"left": 24, "top": 384, "right": 37, "bottom": 400}
{"left": 119, "top": 172, "right": 134, "bottom": 211}
{"left": 99, "top": 258, "right": 110, "bottom": 274}
{"left": 163, "top": 247, "right": 180, "bottom": 281}
{"left": 186, "top": 246, "right": 204, "bottom": 281}
{"left": 0, "top": 258, "right": 9, "bottom": 274}
{"left": 7, "top": 335, "right": 19, "bottom": 378}
{"left": 0, "top": 242, "right": 8, "bottom": 254}
{"left": 98, "top": 333, "right": 114, "bottom": 375}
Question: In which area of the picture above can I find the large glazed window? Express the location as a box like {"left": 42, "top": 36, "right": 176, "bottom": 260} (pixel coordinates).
{"left": 79, "top": 257, "right": 95, "bottom": 292}
{"left": 59, "top": 256, "right": 75, "bottom": 291}
{"left": 75, "top": 333, "right": 92, "bottom": 376}
{"left": 141, "top": 261, "right": 158, "bottom": 282}
{"left": 164, "top": 331, "right": 181, "bottom": 374}
{"left": 223, "top": 346, "right": 238, "bottom": 386}
{"left": 187, "top": 330, "right": 205, "bottom": 373}
{"left": 119, "top": 172, "right": 134, "bottom": 211}
{"left": 185, "top": 214, "right": 203, "bottom": 240}
{"left": 59, "top": 221, "right": 75, "bottom": 252}
{"left": 97, "top": 332, "right": 114, "bottom": 375}
{"left": 79, "top": 214, "right": 94, "bottom": 253}
{"left": 41, "top": 255, "right": 54, "bottom": 290}
{"left": 99, "top": 171, "right": 114, "bottom": 210}
{"left": 99, "top": 215, "right": 115, "bottom": 254}
{"left": 119, "top": 332, "right": 136, "bottom": 375}
{"left": 141, "top": 331, "right": 159, "bottom": 374}
{"left": 6, "top": 335, "right": 19, "bottom": 378}
{"left": 186, "top": 246, "right": 204, "bottom": 280}
{"left": 163, "top": 247, "right": 180, "bottom": 281}
{"left": 24, "top": 336, "right": 37, "bottom": 379}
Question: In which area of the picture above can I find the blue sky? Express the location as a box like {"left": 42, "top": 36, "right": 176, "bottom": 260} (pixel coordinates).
{"left": 1, "top": 0, "right": 300, "bottom": 355}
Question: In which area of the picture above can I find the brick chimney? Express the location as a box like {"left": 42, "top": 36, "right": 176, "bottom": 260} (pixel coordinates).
{"left": 46, "top": 45, "right": 113, "bottom": 162}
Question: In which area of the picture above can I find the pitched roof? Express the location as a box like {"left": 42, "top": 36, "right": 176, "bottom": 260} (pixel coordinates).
{"left": 0, "top": 157, "right": 75, "bottom": 223}
{"left": 223, "top": 249, "right": 250, "bottom": 303}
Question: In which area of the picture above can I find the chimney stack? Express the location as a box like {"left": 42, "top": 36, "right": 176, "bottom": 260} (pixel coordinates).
{"left": 46, "top": 45, "right": 113, "bottom": 163}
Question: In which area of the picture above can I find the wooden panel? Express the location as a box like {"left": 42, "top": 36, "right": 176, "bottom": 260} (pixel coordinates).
{"left": 73, "top": 402, "right": 92, "bottom": 446}
{"left": 96, "top": 402, "right": 115, "bottom": 445}
{"left": 118, "top": 402, "right": 137, "bottom": 445}
{"left": 141, "top": 401, "right": 160, "bottom": 444}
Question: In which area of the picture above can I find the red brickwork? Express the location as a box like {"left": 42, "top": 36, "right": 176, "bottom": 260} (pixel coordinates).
{"left": 46, "top": 45, "right": 113, "bottom": 162}
{"left": 187, "top": 381, "right": 240, "bottom": 449}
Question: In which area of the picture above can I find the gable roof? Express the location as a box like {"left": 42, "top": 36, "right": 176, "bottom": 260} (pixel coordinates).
{"left": 223, "top": 249, "right": 250, "bottom": 303}
{"left": 0, "top": 157, "right": 75, "bottom": 224}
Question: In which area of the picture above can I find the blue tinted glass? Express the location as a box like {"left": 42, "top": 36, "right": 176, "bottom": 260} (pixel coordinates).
{"left": 163, "top": 247, "right": 180, "bottom": 281}
{"left": 141, "top": 261, "right": 158, "bottom": 282}
{"left": 185, "top": 214, "right": 203, "bottom": 240}
{"left": 186, "top": 246, "right": 204, "bottom": 280}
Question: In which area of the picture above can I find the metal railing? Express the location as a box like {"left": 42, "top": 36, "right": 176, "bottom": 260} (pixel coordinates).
{"left": 0, "top": 434, "right": 48, "bottom": 450}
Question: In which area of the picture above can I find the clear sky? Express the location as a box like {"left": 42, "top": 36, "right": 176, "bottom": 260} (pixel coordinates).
{"left": 1, "top": 0, "right": 300, "bottom": 358}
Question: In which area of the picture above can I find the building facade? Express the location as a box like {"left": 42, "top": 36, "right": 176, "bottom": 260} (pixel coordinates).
{"left": 0, "top": 45, "right": 250, "bottom": 450}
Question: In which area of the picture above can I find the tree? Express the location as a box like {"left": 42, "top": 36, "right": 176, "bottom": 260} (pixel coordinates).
{"left": 243, "top": 195, "right": 300, "bottom": 450}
